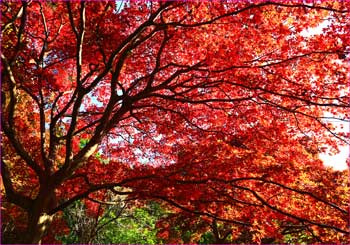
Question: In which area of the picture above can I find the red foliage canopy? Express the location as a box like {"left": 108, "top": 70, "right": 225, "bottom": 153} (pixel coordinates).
{"left": 1, "top": 1, "right": 349, "bottom": 243}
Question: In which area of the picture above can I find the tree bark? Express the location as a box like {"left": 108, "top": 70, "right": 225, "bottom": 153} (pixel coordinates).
{"left": 24, "top": 187, "right": 56, "bottom": 244}
{"left": 25, "top": 213, "right": 54, "bottom": 244}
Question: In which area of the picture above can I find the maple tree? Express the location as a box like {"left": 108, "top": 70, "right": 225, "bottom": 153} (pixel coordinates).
{"left": 144, "top": 138, "right": 349, "bottom": 243}
{"left": 1, "top": 1, "right": 350, "bottom": 243}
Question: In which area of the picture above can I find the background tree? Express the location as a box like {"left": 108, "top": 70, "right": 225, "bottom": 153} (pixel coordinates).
{"left": 1, "top": 1, "right": 349, "bottom": 243}
{"left": 59, "top": 199, "right": 163, "bottom": 244}
{"left": 143, "top": 137, "right": 349, "bottom": 243}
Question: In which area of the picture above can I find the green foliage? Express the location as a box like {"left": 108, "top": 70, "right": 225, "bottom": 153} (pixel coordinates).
{"left": 198, "top": 232, "right": 215, "bottom": 244}
{"left": 79, "top": 138, "right": 89, "bottom": 149}
{"left": 98, "top": 204, "right": 161, "bottom": 244}
{"left": 59, "top": 201, "right": 164, "bottom": 244}
{"left": 58, "top": 201, "right": 85, "bottom": 244}
{"left": 283, "top": 231, "right": 313, "bottom": 244}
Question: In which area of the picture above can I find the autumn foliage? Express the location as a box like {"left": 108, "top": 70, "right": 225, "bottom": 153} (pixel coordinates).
{"left": 1, "top": 1, "right": 350, "bottom": 243}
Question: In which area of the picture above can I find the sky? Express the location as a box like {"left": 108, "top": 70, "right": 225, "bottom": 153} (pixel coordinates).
{"left": 302, "top": 21, "right": 349, "bottom": 171}
{"left": 321, "top": 145, "right": 349, "bottom": 170}
{"left": 319, "top": 115, "right": 349, "bottom": 171}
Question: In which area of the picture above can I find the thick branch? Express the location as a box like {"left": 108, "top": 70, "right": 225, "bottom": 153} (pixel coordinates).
{"left": 1, "top": 160, "right": 33, "bottom": 211}
{"left": 2, "top": 113, "right": 43, "bottom": 178}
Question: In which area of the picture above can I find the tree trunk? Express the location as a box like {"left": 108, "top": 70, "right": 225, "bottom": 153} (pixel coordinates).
{"left": 25, "top": 212, "right": 54, "bottom": 244}
{"left": 24, "top": 187, "right": 56, "bottom": 244}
